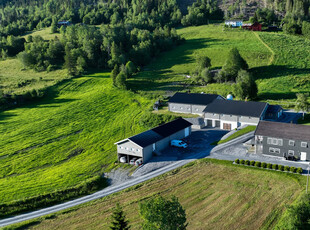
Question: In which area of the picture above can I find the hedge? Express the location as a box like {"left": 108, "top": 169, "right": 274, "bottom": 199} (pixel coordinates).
{"left": 261, "top": 162, "right": 267, "bottom": 168}
{"left": 267, "top": 163, "right": 272, "bottom": 169}
{"left": 240, "top": 159, "right": 245, "bottom": 164}
{"left": 284, "top": 166, "right": 290, "bottom": 172}
{"left": 279, "top": 165, "right": 284, "bottom": 171}
{"left": 250, "top": 160, "right": 255, "bottom": 166}
{"left": 235, "top": 159, "right": 239, "bottom": 164}
{"left": 245, "top": 160, "right": 250, "bottom": 165}
{"left": 297, "top": 167, "right": 303, "bottom": 174}
{"left": 272, "top": 164, "right": 278, "bottom": 170}
{"left": 255, "top": 161, "right": 261, "bottom": 167}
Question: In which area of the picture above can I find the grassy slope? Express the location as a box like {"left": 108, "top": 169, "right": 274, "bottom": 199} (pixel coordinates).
{"left": 15, "top": 159, "right": 304, "bottom": 230}
{"left": 212, "top": 125, "right": 256, "bottom": 145}
{"left": 0, "top": 72, "right": 151, "bottom": 203}
{"left": 128, "top": 25, "right": 271, "bottom": 96}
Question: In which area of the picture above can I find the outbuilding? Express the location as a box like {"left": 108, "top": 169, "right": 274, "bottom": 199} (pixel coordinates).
{"left": 115, "top": 118, "right": 192, "bottom": 163}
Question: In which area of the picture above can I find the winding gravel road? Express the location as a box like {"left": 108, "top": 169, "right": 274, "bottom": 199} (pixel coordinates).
{"left": 0, "top": 132, "right": 253, "bottom": 228}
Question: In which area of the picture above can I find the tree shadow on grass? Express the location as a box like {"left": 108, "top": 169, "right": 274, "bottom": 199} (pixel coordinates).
{"left": 251, "top": 65, "right": 310, "bottom": 80}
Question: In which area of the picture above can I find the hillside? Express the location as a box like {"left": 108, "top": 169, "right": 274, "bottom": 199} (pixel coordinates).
{"left": 11, "top": 159, "right": 305, "bottom": 229}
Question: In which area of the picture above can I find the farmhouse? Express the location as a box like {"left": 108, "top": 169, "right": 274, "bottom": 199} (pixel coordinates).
{"left": 242, "top": 22, "right": 262, "bottom": 31}
{"left": 203, "top": 99, "right": 268, "bottom": 130}
{"left": 115, "top": 118, "right": 192, "bottom": 163}
{"left": 255, "top": 121, "right": 310, "bottom": 161}
{"left": 168, "top": 92, "right": 224, "bottom": 115}
{"left": 225, "top": 20, "right": 243, "bottom": 27}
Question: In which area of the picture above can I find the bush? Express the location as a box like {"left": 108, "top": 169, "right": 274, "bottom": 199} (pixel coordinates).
{"left": 254, "top": 161, "right": 261, "bottom": 167}
{"left": 250, "top": 160, "right": 255, "bottom": 166}
{"left": 245, "top": 160, "right": 250, "bottom": 165}
{"left": 235, "top": 159, "right": 240, "bottom": 164}
{"left": 279, "top": 165, "right": 284, "bottom": 171}
{"left": 272, "top": 164, "right": 278, "bottom": 170}
{"left": 261, "top": 162, "right": 267, "bottom": 168}
{"left": 297, "top": 167, "right": 303, "bottom": 174}
{"left": 284, "top": 166, "right": 290, "bottom": 172}
{"left": 290, "top": 167, "right": 296, "bottom": 173}
{"left": 267, "top": 163, "right": 272, "bottom": 169}
{"left": 240, "top": 159, "right": 245, "bottom": 164}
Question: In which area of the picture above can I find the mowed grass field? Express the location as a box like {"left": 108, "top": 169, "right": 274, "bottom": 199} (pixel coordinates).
{"left": 129, "top": 25, "right": 310, "bottom": 107}
{"left": 14, "top": 159, "right": 305, "bottom": 230}
{"left": 0, "top": 72, "right": 152, "bottom": 203}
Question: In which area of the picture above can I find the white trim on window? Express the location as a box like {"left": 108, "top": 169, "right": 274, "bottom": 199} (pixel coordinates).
{"left": 289, "top": 140, "right": 295, "bottom": 146}
{"left": 301, "top": 142, "right": 308, "bottom": 148}
{"left": 288, "top": 150, "right": 294, "bottom": 156}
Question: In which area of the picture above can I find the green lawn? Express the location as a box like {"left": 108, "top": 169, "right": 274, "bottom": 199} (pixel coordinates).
{"left": 0, "top": 72, "right": 152, "bottom": 203}
{"left": 212, "top": 125, "right": 256, "bottom": 145}
{"left": 10, "top": 159, "right": 305, "bottom": 230}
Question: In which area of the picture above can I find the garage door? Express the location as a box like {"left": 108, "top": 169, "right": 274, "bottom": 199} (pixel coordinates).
{"left": 206, "top": 119, "right": 212, "bottom": 127}
{"left": 223, "top": 123, "right": 231, "bottom": 130}
{"left": 215, "top": 120, "right": 220, "bottom": 127}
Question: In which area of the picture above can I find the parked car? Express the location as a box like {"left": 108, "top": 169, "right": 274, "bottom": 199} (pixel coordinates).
{"left": 129, "top": 158, "right": 137, "bottom": 165}
{"left": 135, "top": 158, "right": 143, "bottom": 166}
{"left": 119, "top": 156, "right": 127, "bottom": 163}
{"left": 170, "top": 140, "right": 188, "bottom": 148}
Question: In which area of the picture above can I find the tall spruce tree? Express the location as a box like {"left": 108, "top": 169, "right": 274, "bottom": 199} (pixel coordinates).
{"left": 110, "top": 203, "right": 130, "bottom": 230}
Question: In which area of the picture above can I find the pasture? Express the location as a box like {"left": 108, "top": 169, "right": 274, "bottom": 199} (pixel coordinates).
{"left": 13, "top": 159, "right": 305, "bottom": 230}
{"left": 0, "top": 72, "right": 152, "bottom": 204}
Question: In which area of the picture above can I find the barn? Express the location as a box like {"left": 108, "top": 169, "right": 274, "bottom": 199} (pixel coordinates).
{"left": 115, "top": 118, "right": 192, "bottom": 163}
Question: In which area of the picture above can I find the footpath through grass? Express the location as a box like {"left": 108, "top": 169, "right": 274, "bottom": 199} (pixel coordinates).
{"left": 212, "top": 125, "right": 256, "bottom": 145}
{"left": 10, "top": 159, "right": 304, "bottom": 230}
{"left": 0, "top": 72, "right": 151, "bottom": 204}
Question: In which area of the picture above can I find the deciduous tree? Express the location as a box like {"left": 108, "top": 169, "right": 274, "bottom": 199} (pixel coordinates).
{"left": 295, "top": 93, "right": 309, "bottom": 119}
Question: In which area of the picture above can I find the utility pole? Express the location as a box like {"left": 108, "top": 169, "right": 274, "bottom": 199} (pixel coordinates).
{"left": 307, "top": 163, "right": 310, "bottom": 194}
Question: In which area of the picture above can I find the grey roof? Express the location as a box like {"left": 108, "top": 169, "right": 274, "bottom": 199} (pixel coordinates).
{"left": 168, "top": 93, "right": 221, "bottom": 106}
{"left": 184, "top": 117, "right": 205, "bottom": 126}
{"left": 152, "top": 118, "right": 192, "bottom": 138}
{"left": 116, "top": 118, "right": 192, "bottom": 147}
{"left": 128, "top": 130, "right": 163, "bottom": 148}
{"left": 203, "top": 99, "right": 267, "bottom": 118}
{"left": 255, "top": 121, "right": 310, "bottom": 142}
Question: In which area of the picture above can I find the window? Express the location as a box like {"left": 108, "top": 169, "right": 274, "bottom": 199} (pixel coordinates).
{"left": 269, "top": 147, "right": 274, "bottom": 153}
{"left": 172, "top": 106, "right": 175, "bottom": 109}
{"left": 131, "top": 148, "right": 134, "bottom": 151}
{"left": 289, "top": 140, "right": 295, "bottom": 146}
{"left": 288, "top": 150, "right": 294, "bottom": 156}
{"left": 125, "top": 147, "right": 129, "bottom": 150}
{"left": 274, "top": 148, "right": 280, "bottom": 154}
{"left": 187, "top": 108, "right": 190, "bottom": 110}
{"left": 272, "top": 139, "right": 278, "bottom": 145}
{"left": 137, "top": 149, "right": 140, "bottom": 152}
{"left": 120, "top": 146, "right": 123, "bottom": 149}
{"left": 267, "top": 138, "right": 272, "bottom": 145}
{"left": 301, "top": 142, "right": 308, "bottom": 148}
{"left": 278, "top": 139, "right": 283, "bottom": 146}
{"left": 180, "top": 107, "right": 183, "bottom": 109}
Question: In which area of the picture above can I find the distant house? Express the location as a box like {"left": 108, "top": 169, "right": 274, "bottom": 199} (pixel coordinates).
{"left": 115, "top": 118, "right": 192, "bottom": 163}
{"left": 225, "top": 20, "right": 243, "bottom": 27}
{"left": 203, "top": 99, "right": 268, "bottom": 130}
{"left": 255, "top": 121, "right": 310, "bottom": 161}
{"left": 242, "top": 22, "right": 262, "bottom": 31}
{"left": 168, "top": 92, "right": 224, "bottom": 115}
{"left": 57, "top": 21, "right": 72, "bottom": 27}
{"left": 265, "top": 105, "right": 283, "bottom": 120}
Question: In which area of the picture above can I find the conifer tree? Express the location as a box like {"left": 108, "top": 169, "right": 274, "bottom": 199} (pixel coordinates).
{"left": 110, "top": 203, "right": 130, "bottom": 230}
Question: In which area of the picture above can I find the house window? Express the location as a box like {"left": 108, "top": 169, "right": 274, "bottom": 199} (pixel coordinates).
{"left": 269, "top": 148, "right": 275, "bottom": 153}
{"left": 278, "top": 139, "right": 283, "bottom": 146}
{"left": 267, "top": 138, "right": 272, "bottom": 145}
{"left": 301, "top": 142, "right": 308, "bottom": 148}
{"left": 180, "top": 107, "right": 183, "bottom": 109}
{"left": 289, "top": 140, "right": 295, "bottom": 146}
{"left": 120, "top": 146, "right": 123, "bottom": 149}
{"left": 172, "top": 106, "right": 175, "bottom": 109}
{"left": 196, "top": 108, "right": 199, "bottom": 111}
{"left": 126, "top": 147, "right": 129, "bottom": 150}
{"left": 288, "top": 150, "right": 294, "bottom": 156}
{"left": 137, "top": 149, "right": 140, "bottom": 152}
{"left": 131, "top": 148, "right": 134, "bottom": 151}
{"left": 272, "top": 138, "right": 278, "bottom": 145}
{"left": 274, "top": 148, "right": 280, "bottom": 154}
{"left": 187, "top": 108, "right": 190, "bottom": 110}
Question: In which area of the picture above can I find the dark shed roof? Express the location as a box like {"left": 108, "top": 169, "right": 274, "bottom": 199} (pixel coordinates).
{"left": 203, "top": 99, "right": 267, "bottom": 118}
{"left": 168, "top": 93, "right": 221, "bottom": 106}
{"left": 266, "top": 105, "right": 282, "bottom": 114}
{"left": 152, "top": 118, "right": 192, "bottom": 138}
{"left": 116, "top": 118, "right": 192, "bottom": 147}
{"left": 255, "top": 121, "right": 310, "bottom": 142}
{"left": 128, "top": 130, "right": 163, "bottom": 148}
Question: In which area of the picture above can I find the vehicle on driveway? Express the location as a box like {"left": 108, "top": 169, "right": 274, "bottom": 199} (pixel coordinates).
{"left": 170, "top": 140, "right": 188, "bottom": 148}
{"left": 119, "top": 156, "right": 127, "bottom": 163}
{"left": 129, "top": 158, "right": 137, "bottom": 165}
{"left": 135, "top": 158, "right": 143, "bottom": 166}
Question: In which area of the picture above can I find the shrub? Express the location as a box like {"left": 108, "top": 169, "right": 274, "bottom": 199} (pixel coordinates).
{"left": 279, "top": 165, "right": 284, "bottom": 171}
{"left": 297, "top": 167, "right": 303, "bottom": 174}
{"left": 267, "top": 163, "right": 272, "bottom": 169}
{"left": 284, "top": 166, "right": 290, "bottom": 172}
{"left": 290, "top": 167, "right": 296, "bottom": 173}
{"left": 272, "top": 164, "right": 278, "bottom": 170}
{"left": 250, "top": 160, "right": 255, "bottom": 166}
{"left": 261, "top": 162, "right": 267, "bottom": 168}
{"left": 245, "top": 160, "right": 250, "bottom": 165}
{"left": 235, "top": 159, "right": 240, "bottom": 164}
{"left": 255, "top": 161, "right": 261, "bottom": 167}
{"left": 240, "top": 159, "right": 245, "bottom": 164}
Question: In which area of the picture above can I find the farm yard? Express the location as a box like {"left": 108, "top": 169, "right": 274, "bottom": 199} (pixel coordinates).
{"left": 12, "top": 159, "right": 305, "bottom": 230}
{"left": 1, "top": 23, "right": 310, "bottom": 218}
